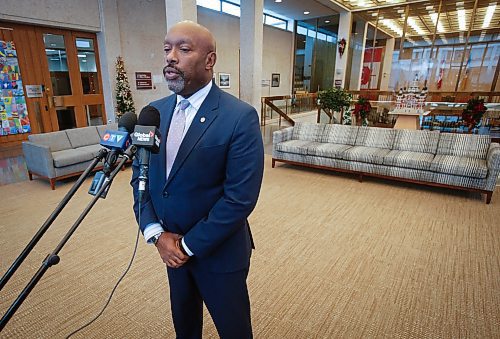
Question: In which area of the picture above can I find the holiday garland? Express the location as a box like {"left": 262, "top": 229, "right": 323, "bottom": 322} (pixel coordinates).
{"left": 115, "top": 56, "right": 135, "bottom": 119}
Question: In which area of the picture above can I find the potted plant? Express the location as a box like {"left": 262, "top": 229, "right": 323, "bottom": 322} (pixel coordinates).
{"left": 462, "top": 97, "right": 487, "bottom": 133}
{"left": 317, "top": 87, "right": 352, "bottom": 124}
{"left": 351, "top": 96, "right": 372, "bottom": 126}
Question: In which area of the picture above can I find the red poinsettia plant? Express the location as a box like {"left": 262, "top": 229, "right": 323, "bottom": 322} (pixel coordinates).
{"left": 462, "top": 97, "right": 487, "bottom": 132}
{"left": 352, "top": 97, "right": 372, "bottom": 124}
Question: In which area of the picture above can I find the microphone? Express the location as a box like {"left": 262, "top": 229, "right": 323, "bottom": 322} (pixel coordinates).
{"left": 89, "top": 112, "right": 137, "bottom": 198}
{"left": 131, "top": 105, "right": 161, "bottom": 201}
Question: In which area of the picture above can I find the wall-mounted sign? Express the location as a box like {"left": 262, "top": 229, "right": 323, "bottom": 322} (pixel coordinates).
{"left": 25, "top": 85, "right": 43, "bottom": 98}
{"left": 135, "top": 72, "right": 152, "bottom": 90}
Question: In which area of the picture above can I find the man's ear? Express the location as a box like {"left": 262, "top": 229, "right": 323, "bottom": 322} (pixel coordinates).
{"left": 206, "top": 52, "right": 217, "bottom": 70}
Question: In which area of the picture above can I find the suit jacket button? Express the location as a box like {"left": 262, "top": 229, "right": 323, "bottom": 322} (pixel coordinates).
{"left": 162, "top": 192, "right": 168, "bottom": 198}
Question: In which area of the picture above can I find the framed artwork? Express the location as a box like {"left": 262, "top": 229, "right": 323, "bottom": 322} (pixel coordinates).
{"left": 271, "top": 73, "right": 280, "bottom": 87}
{"left": 218, "top": 73, "right": 230, "bottom": 88}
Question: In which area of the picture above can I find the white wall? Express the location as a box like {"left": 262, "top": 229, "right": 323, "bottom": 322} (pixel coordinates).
{"left": 0, "top": 0, "right": 101, "bottom": 31}
{"left": 198, "top": 7, "right": 293, "bottom": 99}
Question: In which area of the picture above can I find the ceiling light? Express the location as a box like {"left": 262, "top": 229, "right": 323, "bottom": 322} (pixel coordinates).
{"left": 430, "top": 13, "right": 445, "bottom": 33}
{"left": 407, "top": 17, "right": 425, "bottom": 35}
{"left": 397, "top": 9, "right": 404, "bottom": 13}
{"left": 456, "top": 1, "right": 464, "bottom": 6}
{"left": 482, "top": 3, "right": 497, "bottom": 28}
{"left": 275, "top": 0, "right": 282, "bottom": 2}
{"left": 325, "top": 20, "right": 330, "bottom": 23}
{"left": 381, "top": 18, "right": 403, "bottom": 36}
{"left": 372, "top": 12, "right": 378, "bottom": 16}
{"left": 303, "top": 11, "right": 310, "bottom": 15}
{"left": 426, "top": 5, "right": 433, "bottom": 10}
{"left": 77, "top": 54, "right": 86, "bottom": 58}
{"left": 458, "top": 9, "right": 466, "bottom": 30}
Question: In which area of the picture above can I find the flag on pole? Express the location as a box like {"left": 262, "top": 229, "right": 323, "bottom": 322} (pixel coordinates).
{"left": 437, "top": 59, "right": 444, "bottom": 89}
{"left": 460, "top": 54, "right": 472, "bottom": 90}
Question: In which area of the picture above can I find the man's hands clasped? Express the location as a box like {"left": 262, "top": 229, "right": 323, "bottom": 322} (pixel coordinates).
{"left": 155, "top": 232, "right": 189, "bottom": 268}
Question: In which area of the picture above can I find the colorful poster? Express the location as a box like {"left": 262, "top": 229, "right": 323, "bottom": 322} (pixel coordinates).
{"left": 0, "top": 40, "right": 30, "bottom": 136}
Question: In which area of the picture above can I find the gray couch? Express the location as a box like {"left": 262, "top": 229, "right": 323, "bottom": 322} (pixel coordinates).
{"left": 22, "top": 123, "right": 118, "bottom": 189}
{"left": 272, "top": 122, "right": 500, "bottom": 204}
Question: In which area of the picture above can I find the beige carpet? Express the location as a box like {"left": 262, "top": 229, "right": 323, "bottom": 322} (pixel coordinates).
{"left": 1, "top": 156, "right": 499, "bottom": 338}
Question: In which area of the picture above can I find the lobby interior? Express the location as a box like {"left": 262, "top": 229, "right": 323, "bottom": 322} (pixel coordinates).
{"left": 0, "top": 0, "right": 499, "bottom": 338}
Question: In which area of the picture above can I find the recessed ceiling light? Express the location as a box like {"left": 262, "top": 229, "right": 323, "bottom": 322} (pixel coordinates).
{"left": 304, "top": 11, "right": 310, "bottom": 15}
{"left": 482, "top": 4, "right": 496, "bottom": 28}
{"left": 372, "top": 12, "right": 378, "bottom": 16}
{"left": 397, "top": 9, "right": 404, "bottom": 13}
{"left": 325, "top": 20, "right": 331, "bottom": 23}
{"left": 458, "top": 9, "right": 466, "bottom": 30}
{"left": 456, "top": 1, "right": 464, "bottom": 6}
{"left": 426, "top": 5, "right": 433, "bottom": 10}
{"left": 275, "top": 0, "right": 282, "bottom": 2}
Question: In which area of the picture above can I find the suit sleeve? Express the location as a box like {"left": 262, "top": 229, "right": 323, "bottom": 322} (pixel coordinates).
{"left": 130, "top": 156, "right": 160, "bottom": 233}
{"left": 183, "top": 106, "right": 264, "bottom": 258}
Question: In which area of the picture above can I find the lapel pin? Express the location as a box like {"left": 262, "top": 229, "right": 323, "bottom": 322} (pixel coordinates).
{"left": 200, "top": 117, "right": 206, "bottom": 123}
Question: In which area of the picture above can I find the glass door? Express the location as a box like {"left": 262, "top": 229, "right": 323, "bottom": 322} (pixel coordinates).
{"left": 37, "top": 28, "right": 105, "bottom": 131}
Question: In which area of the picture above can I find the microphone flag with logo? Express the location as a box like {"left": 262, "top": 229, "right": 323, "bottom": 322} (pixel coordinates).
{"left": 100, "top": 111, "right": 137, "bottom": 152}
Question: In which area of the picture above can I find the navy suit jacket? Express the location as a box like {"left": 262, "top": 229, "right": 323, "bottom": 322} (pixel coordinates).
{"left": 131, "top": 84, "right": 264, "bottom": 273}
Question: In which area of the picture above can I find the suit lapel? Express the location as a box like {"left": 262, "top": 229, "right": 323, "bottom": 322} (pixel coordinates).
{"left": 164, "top": 85, "right": 221, "bottom": 188}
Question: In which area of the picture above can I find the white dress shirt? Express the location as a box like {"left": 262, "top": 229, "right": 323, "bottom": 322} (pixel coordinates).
{"left": 142, "top": 80, "right": 213, "bottom": 255}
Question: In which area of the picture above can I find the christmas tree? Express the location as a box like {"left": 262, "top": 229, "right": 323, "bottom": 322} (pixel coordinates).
{"left": 115, "top": 56, "right": 135, "bottom": 119}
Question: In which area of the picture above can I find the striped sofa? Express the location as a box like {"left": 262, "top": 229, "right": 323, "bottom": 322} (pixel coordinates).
{"left": 272, "top": 122, "right": 500, "bottom": 204}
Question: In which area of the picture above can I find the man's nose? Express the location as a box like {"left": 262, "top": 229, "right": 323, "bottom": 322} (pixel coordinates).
{"left": 165, "top": 49, "right": 178, "bottom": 64}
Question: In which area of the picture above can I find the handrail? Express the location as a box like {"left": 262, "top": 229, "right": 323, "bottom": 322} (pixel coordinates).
{"left": 261, "top": 96, "right": 294, "bottom": 126}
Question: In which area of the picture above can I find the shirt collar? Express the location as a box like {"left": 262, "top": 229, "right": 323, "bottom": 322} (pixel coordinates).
{"left": 176, "top": 80, "right": 213, "bottom": 111}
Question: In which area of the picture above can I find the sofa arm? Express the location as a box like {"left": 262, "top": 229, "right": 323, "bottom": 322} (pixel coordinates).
{"left": 22, "top": 141, "right": 56, "bottom": 179}
{"left": 273, "top": 126, "right": 294, "bottom": 145}
{"left": 485, "top": 142, "right": 500, "bottom": 191}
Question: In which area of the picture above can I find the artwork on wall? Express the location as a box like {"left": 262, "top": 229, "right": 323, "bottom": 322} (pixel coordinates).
{"left": 271, "top": 73, "right": 280, "bottom": 87}
{"left": 0, "top": 40, "right": 31, "bottom": 136}
{"left": 218, "top": 73, "right": 230, "bottom": 88}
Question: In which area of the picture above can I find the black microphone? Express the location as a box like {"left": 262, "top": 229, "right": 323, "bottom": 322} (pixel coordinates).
{"left": 89, "top": 112, "right": 137, "bottom": 198}
{"left": 100, "top": 111, "right": 137, "bottom": 166}
{"left": 131, "top": 105, "right": 161, "bottom": 201}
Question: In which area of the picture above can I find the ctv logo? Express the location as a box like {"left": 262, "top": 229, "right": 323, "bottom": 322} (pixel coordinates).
{"left": 103, "top": 132, "right": 124, "bottom": 143}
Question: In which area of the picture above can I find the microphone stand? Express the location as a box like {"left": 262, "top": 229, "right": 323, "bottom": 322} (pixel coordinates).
{"left": 0, "top": 145, "right": 137, "bottom": 331}
{"left": 0, "top": 148, "right": 108, "bottom": 291}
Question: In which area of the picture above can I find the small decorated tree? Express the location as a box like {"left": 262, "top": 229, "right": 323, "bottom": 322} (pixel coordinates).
{"left": 317, "top": 87, "right": 352, "bottom": 124}
{"left": 351, "top": 97, "right": 371, "bottom": 126}
{"left": 462, "top": 97, "right": 487, "bottom": 133}
{"left": 115, "top": 56, "right": 135, "bottom": 119}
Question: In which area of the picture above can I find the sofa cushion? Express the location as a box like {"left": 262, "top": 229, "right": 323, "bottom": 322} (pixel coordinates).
{"left": 28, "top": 131, "right": 72, "bottom": 152}
{"left": 321, "top": 124, "right": 358, "bottom": 145}
{"left": 342, "top": 146, "right": 391, "bottom": 165}
{"left": 66, "top": 126, "right": 100, "bottom": 148}
{"left": 97, "top": 123, "right": 119, "bottom": 139}
{"left": 52, "top": 149, "right": 95, "bottom": 168}
{"left": 393, "top": 130, "right": 440, "bottom": 154}
{"left": 275, "top": 140, "right": 314, "bottom": 155}
{"left": 430, "top": 154, "right": 488, "bottom": 178}
{"left": 436, "top": 133, "right": 490, "bottom": 159}
{"left": 383, "top": 150, "right": 435, "bottom": 171}
{"left": 355, "top": 127, "right": 395, "bottom": 149}
{"left": 306, "top": 142, "right": 352, "bottom": 159}
{"left": 76, "top": 144, "right": 106, "bottom": 158}
{"left": 291, "top": 122, "right": 325, "bottom": 142}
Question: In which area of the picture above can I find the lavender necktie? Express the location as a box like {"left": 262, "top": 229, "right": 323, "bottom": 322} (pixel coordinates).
{"left": 166, "top": 99, "right": 190, "bottom": 179}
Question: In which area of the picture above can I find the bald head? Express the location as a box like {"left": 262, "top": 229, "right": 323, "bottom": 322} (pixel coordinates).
{"left": 163, "top": 21, "right": 217, "bottom": 97}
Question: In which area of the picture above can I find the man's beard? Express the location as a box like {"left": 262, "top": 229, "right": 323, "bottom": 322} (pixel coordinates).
{"left": 163, "top": 66, "right": 185, "bottom": 94}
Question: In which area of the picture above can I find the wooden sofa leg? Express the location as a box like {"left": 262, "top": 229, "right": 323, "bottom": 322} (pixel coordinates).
{"left": 50, "top": 178, "right": 56, "bottom": 190}
{"left": 272, "top": 159, "right": 276, "bottom": 168}
{"left": 485, "top": 191, "right": 492, "bottom": 204}
{"left": 358, "top": 174, "right": 363, "bottom": 183}
{"left": 28, "top": 171, "right": 33, "bottom": 181}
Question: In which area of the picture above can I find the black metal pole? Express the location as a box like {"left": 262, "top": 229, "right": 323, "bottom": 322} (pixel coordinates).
{"left": 0, "top": 148, "right": 109, "bottom": 291}
{"left": 0, "top": 145, "right": 136, "bottom": 331}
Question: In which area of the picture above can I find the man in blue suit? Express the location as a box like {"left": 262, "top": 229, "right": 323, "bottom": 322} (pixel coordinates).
{"left": 131, "top": 21, "right": 264, "bottom": 338}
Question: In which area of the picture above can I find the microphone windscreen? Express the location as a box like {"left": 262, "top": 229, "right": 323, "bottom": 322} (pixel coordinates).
{"left": 118, "top": 112, "right": 138, "bottom": 133}
{"left": 138, "top": 105, "right": 161, "bottom": 128}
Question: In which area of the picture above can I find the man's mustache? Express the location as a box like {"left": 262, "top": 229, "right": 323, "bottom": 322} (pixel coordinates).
{"left": 163, "top": 65, "right": 184, "bottom": 78}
